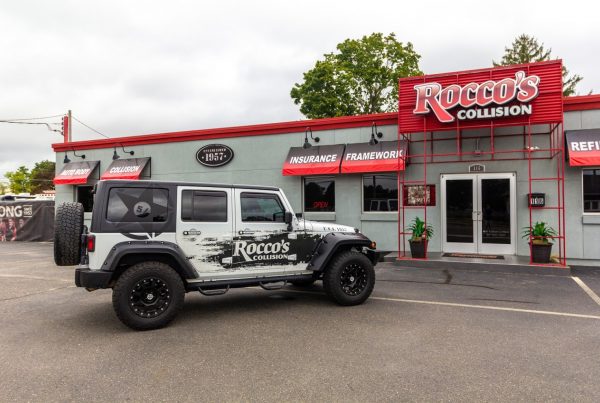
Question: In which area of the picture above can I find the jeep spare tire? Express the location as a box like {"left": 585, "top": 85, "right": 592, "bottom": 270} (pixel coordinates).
{"left": 54, "top": 202, "right": 84, "bottom": 266}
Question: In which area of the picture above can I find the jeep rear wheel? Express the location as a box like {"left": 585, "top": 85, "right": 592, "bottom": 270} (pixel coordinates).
{"left": 323, "top": 251, "right": 375, "bottom": 306}
{"left": 112, "top": 262, "right": 185, "bottom": 330}
{"left": 53, "top": 202, "right": 84, "bottom": 266}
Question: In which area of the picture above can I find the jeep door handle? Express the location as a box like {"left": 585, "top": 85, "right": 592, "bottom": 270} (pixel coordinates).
{"left": 238, "top": 230, "right": 255, "bottom": 235}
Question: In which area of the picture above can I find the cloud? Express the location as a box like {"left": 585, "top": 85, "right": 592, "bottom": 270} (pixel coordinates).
{"left": 0, "top": 0, "right": 598, "bottom": 177}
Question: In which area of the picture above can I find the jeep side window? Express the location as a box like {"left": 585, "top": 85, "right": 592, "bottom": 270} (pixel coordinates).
{"left": 181, "top": 190, "right": 227, "bottom": 222}
{"left": 106, "top": 187, "right": 169, "bottom": 223}
{"left": 240, "top": 193, "right": 285, "bottom": 222}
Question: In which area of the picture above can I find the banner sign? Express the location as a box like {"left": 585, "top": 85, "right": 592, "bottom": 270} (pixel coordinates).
{"left": 341, "top": 140, "right": 408, "bottom": 174}
{"left": 282, "top": 144, "right": 345, "bottom": 176}
{"left": 566, "top": 129, "right": 600, "bottom": 166}
{"left": 0, "top": 200, "right": 54, "bottom": 242}
{"left": 101, "top": 157, "right": 150, "bottom": 180}
{"left": 54, "top": 161, "right": 99, "bottom": 185}
{"left": 398, "top": 60, "right": 563, "bottom": 132}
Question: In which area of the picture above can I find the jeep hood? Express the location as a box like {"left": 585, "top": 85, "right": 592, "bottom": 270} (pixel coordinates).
{"left": 299, "top": 219, "right": 356, "bottom": 234}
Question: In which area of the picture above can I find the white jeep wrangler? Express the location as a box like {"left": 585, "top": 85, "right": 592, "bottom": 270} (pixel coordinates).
{"left": 54, "top": 180, "right": 379, "bottom": 330}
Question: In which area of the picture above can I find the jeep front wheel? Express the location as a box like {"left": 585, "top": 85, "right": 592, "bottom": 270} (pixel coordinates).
{"left": 112, "top": 262, "right": 185, "bottom": 330}
{"left": 323, "top": 251, "right": 375, "bottom": 306}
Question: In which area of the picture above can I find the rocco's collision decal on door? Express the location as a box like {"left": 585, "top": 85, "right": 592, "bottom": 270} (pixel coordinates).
{"left": 181, "top": 231, "right": 323, "bottom": 273}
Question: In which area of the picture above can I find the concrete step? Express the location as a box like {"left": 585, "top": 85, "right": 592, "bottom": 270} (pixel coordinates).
{"left": 383, "top": 252, "right": 571, "bottom": 276}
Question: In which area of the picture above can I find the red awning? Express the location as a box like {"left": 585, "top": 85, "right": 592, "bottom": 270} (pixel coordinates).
{"left": 567, "top": 130, "right": 600, "bottom": 166}
{"left": 101, "top": 157, "right": 150, "bottom": 180}
{"left": 53, "top": 161, "right": 100, "bottom": 185}
{"left": 340, "top": 140, "right": 408, "bottom": 174}
{"left": 282, "top": 145, "right": 345, "bottom": 176}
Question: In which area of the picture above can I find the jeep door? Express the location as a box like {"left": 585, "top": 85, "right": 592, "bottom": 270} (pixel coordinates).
{"left": 232, "top": 189, "right": 300, "bottom": 275}
{"left": 176, "top": 187, "right": 234, "bottom": 278}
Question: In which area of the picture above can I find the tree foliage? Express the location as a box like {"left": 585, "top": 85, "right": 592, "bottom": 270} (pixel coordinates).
{"left": 30, "top": 160, "right": 55, "bottom": 194}
{"left": 493, "top": 34, "right": 583, "bottom": 96}
{"left": 4, "top": 166, "right": 31, "bottom": 194}
{"left": 291, "top": 33, "right": 423, "bottom": 119}
{"left": 4, "top": 160, "right": 55, "bottom": 194}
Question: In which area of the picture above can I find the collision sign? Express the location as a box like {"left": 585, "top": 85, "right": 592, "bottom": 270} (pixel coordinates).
{"left": 413, "top": 71, "right": 540, "bottom": 123}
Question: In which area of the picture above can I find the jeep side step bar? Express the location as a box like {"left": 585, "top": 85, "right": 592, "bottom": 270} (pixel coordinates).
{"left": 186, "top": 275, "right": 314, "bottom": 292}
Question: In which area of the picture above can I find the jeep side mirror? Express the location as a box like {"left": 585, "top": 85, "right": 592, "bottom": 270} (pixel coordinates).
{"left": 295, "top": 212, "right": 303, "bottom": 219}
{"left": 284, "top": 211, "right": 293, "bottom": 224}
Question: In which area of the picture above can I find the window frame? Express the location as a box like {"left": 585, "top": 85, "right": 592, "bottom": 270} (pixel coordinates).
{"left": 105, "top": 186, "right": 170, "bottom": 223}
{"left": 582, "top": 168, "right": 600, "bottom": 215}
{"left": 76, "top": 185, "right": 95, "bottom": 213}
{"left": 239, "top": 192, "right": 286, "bottom": 223}
{"left": 361, "top": 173, "right": 399, "bottom": 214}
{"left": 302, "top": 176, "right": 336, "bottom": 213}
{"left": 181, "top": 189, "right": 228, "bottom": 223}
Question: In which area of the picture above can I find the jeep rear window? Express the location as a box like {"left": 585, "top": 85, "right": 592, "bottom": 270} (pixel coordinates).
{"left": 106, "top": 187, "right": 169, "bottom": 223}
{"left": 181, "top": 190, "right": 227, "bottom": 222}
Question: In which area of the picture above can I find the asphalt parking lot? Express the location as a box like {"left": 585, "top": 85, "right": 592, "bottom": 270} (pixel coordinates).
{"left": 1, "top": 243, "right": 600, "bottom": 402}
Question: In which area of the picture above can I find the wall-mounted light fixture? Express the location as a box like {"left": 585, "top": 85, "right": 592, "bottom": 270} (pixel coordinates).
{"left": 369, "top": 122, "right": 383, "bottom": 146}
{"left": 64, "top": 149, "right": 86, "bottom": 163}
{"left": 112, "top": 144, "right": 135, "bottom": 160}
{"left": 303, "top": 127, "right": 320, "bottom": 149}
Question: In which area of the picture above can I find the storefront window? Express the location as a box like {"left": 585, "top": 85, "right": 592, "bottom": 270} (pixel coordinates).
{"left": 304, "top": 177, "right": 335, "bottom": 212}
{"left": 77, "top": 186, "right": 95, "bottom": 213}
{"left": 363, "top": 174, "right": 398, "bottom": 212}
{"left": 583, "top": 169, "right": 600, "bottom": 213}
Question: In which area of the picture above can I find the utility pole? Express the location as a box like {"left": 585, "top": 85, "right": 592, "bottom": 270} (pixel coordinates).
{"left": 67, "top": 109, "right": 72, "bottom": 142}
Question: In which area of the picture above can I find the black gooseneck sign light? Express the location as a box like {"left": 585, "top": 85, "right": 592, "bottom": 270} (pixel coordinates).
{"left": 369, "top": 122, "right": 383, "bottom": 146}
{"left": 63, "top": 149, "right": 86, "bottom": 164}
{"left": 112, "top": 144, "right": 135, "bottom": 160}
{"left": 303, "top": 127, "right": 320, "bottom": 149}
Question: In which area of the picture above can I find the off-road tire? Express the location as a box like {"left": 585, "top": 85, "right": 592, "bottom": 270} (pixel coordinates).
{"left": 53, "top": 202, "right": 84, "bottom": 266}
{"left": 290, "top": 278, "right": 317, "bottom": 287}
{"left": 323, "top": 251, "right": 375, "bottom": 306}
{"left": 112, "top": 262, "right": 185, "bottom": 331}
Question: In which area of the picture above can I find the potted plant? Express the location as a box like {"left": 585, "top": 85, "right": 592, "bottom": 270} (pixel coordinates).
{"left": 407, "top": 217, "right": 433, "bottom": 258}
{"left": 522, "top": 221, "right": 557, "bottom": 263}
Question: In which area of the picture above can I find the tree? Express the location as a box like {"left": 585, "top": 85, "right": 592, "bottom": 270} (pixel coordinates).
{"left": 291, "top": 33, "right": 423, "bottom": 119}
{"left": 493, "top": 34, "right": 583, "bottom": 97}
{"left": 30, "top": 160, "right": 55, "bottom": 194}
{"left": 4, "top": 166, "right": 31, "bottom": 194}
{"left": 0, "top": 181, "right": 8, "bottom": 195}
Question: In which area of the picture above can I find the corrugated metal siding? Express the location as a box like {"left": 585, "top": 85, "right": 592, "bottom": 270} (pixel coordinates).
{"left": 398, "top": 60, "right": 564, "bottom": 133}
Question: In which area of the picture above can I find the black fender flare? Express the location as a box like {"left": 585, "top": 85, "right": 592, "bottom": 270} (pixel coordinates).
{"left": 101, "top": 241, "right": 198, "bottom": 280}
{"left": 307, "top": 232, "right": 378, "bottom": 273}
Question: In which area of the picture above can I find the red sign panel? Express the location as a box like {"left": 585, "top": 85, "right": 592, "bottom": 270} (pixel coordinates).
{"left": 566, "top": 130, "right": 600, "bottom": 166}
{"left": 282, "top": 145, "right": 345, "bottom": 176}
{"left": 53, "top": 161, "right": 99, "bottom": 185}
{"left": 340, "top": 140, "right": 408, "bottom": 174}
{"left": 101, "top": 157, "right": 150, "bottom": 180}
{"left": 398, "top": 60, "right": 563, "bottom": 133}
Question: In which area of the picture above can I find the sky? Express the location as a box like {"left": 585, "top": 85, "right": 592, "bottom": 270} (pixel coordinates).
{"left": 0, "top": 0, "right": 597, "bottom": 179}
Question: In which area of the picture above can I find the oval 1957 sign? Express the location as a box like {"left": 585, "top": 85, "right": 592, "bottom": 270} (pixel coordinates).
{"left": 196, "top": 144, "right": 234, "bottom": 167}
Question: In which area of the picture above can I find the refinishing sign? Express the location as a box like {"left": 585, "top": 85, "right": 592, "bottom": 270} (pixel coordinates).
{"left": 413, "top": 71, "right": 540, "bottom": 123}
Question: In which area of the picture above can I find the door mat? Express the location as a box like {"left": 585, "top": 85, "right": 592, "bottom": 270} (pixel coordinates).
{"left": 442, "top": 253, "right": 504, "bottom": 260}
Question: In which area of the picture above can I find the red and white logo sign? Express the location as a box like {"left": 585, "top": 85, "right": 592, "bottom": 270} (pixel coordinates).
{"left": 413, "top": 71, "right": 540, "bottom": 123}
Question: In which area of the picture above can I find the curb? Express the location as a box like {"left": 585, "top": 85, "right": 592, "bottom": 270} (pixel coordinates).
{"left": 385, "top": 257, "right": 571, "bottom": 277}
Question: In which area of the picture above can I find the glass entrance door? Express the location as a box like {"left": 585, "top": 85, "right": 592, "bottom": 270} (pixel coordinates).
{"left": 442, "top": 173, "right": 516, "bottom": 255}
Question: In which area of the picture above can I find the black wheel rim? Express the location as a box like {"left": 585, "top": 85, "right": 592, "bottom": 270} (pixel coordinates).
{"left": 129, "top": 277, "right": 170, "bottom": 318}
{"left": 340, "top": 263, "right": 368, "bottom": 296}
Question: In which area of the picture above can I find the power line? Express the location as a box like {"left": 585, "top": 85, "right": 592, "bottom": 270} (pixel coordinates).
{"left": 72, "top": 116, "right": 111, "bottom": 139}
{"left": 0, "top": 114, "right": 63, "bottom": 121}
{"left": 0, "top": 120, "right": 63, "bottom": 135}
